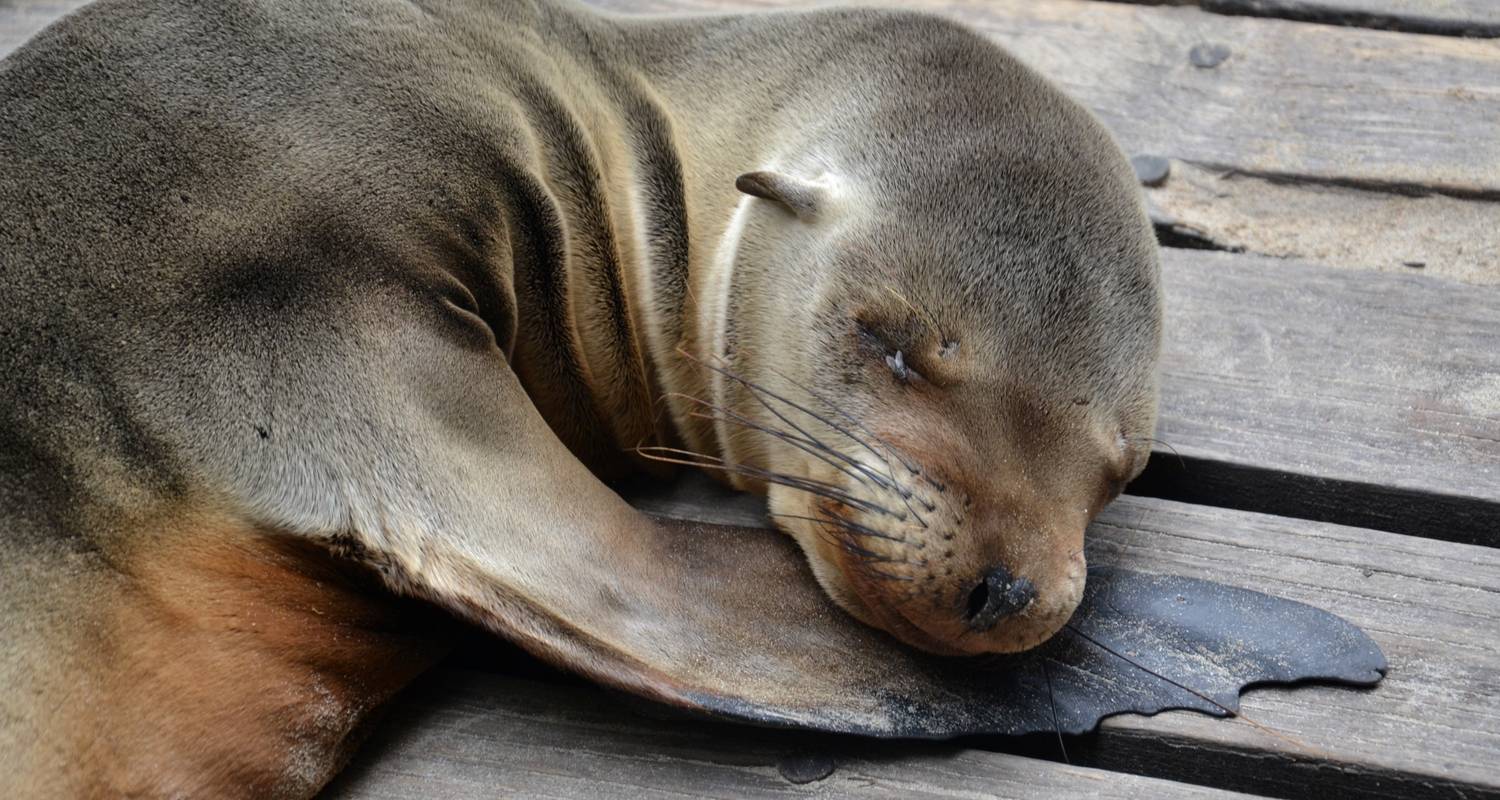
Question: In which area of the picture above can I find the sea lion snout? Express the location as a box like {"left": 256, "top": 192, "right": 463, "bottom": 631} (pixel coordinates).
{"left": 762, "top": 436, "right": 1093, "bottom": 657}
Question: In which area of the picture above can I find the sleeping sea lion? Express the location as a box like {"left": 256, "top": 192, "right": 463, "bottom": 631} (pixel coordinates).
{"left": 0, "top": 0, "right": 1157, "bottom": 795}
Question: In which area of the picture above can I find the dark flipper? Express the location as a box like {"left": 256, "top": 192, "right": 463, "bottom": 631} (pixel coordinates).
{"left": 548, "top": 518, "right": 1385, "bottom": 738}
{"left": 964, "top": 567, "right": 1389, "bottom": 736}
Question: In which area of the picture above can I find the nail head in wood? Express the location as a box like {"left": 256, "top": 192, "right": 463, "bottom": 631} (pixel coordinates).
{"left": 1131, "top": 155, "right": 1172, "bottom": 187}
{"left": 778, "top": 751, "right": 836, "bottom": 784}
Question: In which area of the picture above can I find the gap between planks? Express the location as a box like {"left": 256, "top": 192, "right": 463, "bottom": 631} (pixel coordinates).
{"left": 1100, "top": 0, "right": 1500, "bottom": 37}
{"left": 1146, "top": 249, "right": 1500, "bottom": 545}
{"left": 1200, "top": 0, "right": 1500, "bottom": 39}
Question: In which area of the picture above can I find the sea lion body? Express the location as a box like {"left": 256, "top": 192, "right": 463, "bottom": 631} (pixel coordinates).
{"left": 0, "top": 1, "right": 1159, "bottom": 795}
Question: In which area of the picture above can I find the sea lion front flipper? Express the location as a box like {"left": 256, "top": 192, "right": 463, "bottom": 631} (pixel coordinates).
{"left": 504, "top": 512, "right": 1386, "bottom": 737}
{"left": 304, "top": 322, "right": 1382, "bottom": 737}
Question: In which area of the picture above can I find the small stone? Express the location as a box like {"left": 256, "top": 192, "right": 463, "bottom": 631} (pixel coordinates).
{"left": 1402, "top": 260, "right": 1426, "bottom": 269}
{"left": 1130, "top": 155, "right": 1172, "bottom": 187}
{"left": 778, "top": 752, "right": 836, "bottom": 784}
{"left": 1189, "top": 43, "right": 1231, "bottom": 69}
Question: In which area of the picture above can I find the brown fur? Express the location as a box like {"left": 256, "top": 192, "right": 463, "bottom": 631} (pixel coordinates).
{"left": 10, "top": 512, "right": 448, "bottom": 799}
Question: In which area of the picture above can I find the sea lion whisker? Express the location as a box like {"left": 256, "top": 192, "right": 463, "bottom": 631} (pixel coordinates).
{"left": 676, "top": 347, "right": 900, "bottom": 479}
{"left": 858, "top": 567, "right": 917, "bottom": 583}
{"left": 832, "top": 537, "right": 919, "bottom": 566}
{"left": 751, "top": 360, "right": 972, "bottom": 528}
{"left": 635, "top": 447, "right": 894, "bottom": 516}
{"left": 653, "top": 450, "right": 902, "bottom": 519}
{"left": 688, "top": 409, "right": 868, "bottom": 483}
{"left": 716, "top": 369, "right": 902, "bottom": 492}
{"left": 799, "top": 511, "right": 928, "bottom": 565}
{"left": 681, "top": 407, "right": 881, "bottom": 490}
{"left": 882, "top": 284, "right": 945, "bottom": 341}
{"left": 790, "top": 509, "right": 909, "bottom": 546}
{"left": 760, "top": 361, "right": 925, "bottom": 475}
{"left": 632, "top": 444, "right": 729, "bottom": 468}
{"left": 816, "top": 512, "right": 912, "bottom": 546}
{"left": 897, "top": 494, "right": 928, "bottom": 528}
{"left": 1128, "top": 436, "right": 1185, "bottom": 469}
{"left": 714, "top": 406, "right": 900, "bottom": 491}
{"left": 634, "top": 443, "right": 842, "bottom": 495}
{"left": 679, "top": 398, "right": 936, "bottom": 529}
{"left": 1041, "top": 660, "right": 1069, "bottom": 764}
{"left": 789, "top": 515, "right": 918, "bottom": 566}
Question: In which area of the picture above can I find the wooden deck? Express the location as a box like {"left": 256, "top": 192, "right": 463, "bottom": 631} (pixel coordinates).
{"left": 5, "top": 1, "right": 1497, "bottom": 798}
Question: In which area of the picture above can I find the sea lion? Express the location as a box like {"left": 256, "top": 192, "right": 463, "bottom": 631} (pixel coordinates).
{"left": 1, "top": 0, "right": 1157, "bottom": 795}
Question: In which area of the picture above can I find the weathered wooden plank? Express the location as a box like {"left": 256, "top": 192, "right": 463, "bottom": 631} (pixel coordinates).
{"left": 629, "top": 0, "right": 1500, "bottom": 195}
{"left": 629, "top": 486, "right": 1500, "bottom": 800}
{"left": 1141, "top": 159, "right": 1500, "bottom": 285}
{"left": 1146, "top": 248, "right": 1500, "bottom": 543}
{"left": 0, "top": 0, "right": 86, "bottom": 58}
{"left": 325, "top": 669, "right": 1258, "bottom": 800}
{"left": 1200, "top": 0, "right": 1500, "bottom": 38}
{"left": 1079, "top": 497, "right": 1500, "bottom": 799}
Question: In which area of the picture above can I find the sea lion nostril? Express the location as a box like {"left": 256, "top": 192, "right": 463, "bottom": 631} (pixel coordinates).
{"left": 965, "top": 580, "right": 991, "bottom": 620}
{"left": 964, "top": 567, "right": 1037, "bottom": 631}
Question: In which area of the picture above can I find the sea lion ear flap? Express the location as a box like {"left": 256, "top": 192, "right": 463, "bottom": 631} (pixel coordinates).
{"left": 736, "top": 170, "right": 825, "bottom": 221}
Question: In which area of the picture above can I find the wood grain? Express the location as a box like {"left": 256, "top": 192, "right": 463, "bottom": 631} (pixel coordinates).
{"left": 324, "top": 669, "right": 1260, "bottom": 799}
{"left": 1145, "top": 249, "right": 1500, "bottom": 543}
{"left": 1143, "top": 160, "right": 1500, "bottom": 285}
{"left": 626, "top": 484, "right": 1500, "bottom": 799}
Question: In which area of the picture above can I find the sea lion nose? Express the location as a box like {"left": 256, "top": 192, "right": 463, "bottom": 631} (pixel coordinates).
{"left": 964, "top": 566, "right": 1036, "bottom": 632}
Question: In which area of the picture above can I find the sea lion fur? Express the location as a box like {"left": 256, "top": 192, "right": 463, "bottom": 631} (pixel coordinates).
{"left": 0, "top": 0, "right": 1159, "bottom": 795}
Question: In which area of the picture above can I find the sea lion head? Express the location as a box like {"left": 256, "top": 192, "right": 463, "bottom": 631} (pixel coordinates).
{"left": 704, "top": 20, "right": 1161, "bottom": 656}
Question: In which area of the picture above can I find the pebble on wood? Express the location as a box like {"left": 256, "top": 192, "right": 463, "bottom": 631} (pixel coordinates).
{"left": 1189, "top": 42, "right": 1231, "bottom": 68}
